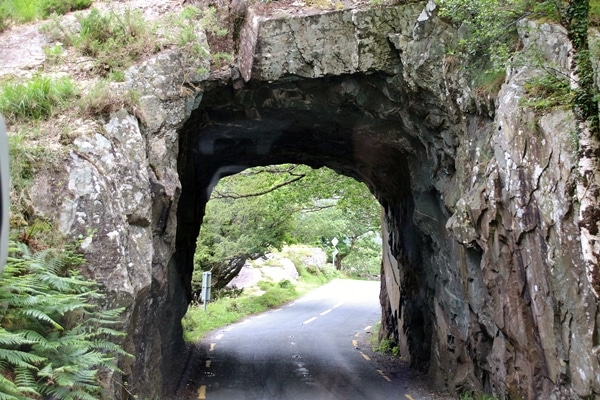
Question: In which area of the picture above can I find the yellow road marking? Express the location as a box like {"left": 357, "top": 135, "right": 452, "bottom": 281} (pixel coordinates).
{"left": 205, "top": 360, "right": 211, "bottom": 368}
{"left": 352, "top": 340, "right": 358, "bottom": 348}
{"left": 198, "top": 385, "right": 206, "bottom": 399}
{"left": 405, "top": 395, "right": 415, "bottom": 400}
{"left": 209, "top": 343, "right": 216, "bottom": 351}
{"left": 364, "top": 325, "right": 372, "bottom": 331}
{"left": 302, "top": 317, "right": 318, "bottom": 325}
{"left": 359, "top": 351, "right": 370, "bottom": 361}
{"left": 377, "top": 369, "right": 392, "bottom": 382}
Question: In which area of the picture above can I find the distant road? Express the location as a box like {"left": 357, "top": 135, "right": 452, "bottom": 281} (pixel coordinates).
{"left": 176, "top": 279, "right": 443, "bottom": 400}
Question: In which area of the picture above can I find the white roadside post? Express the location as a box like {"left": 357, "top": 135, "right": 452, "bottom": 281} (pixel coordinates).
{"left": 201, "top": 271, "right": 212, "bottom": 312}
{"left": 0, "top": 115, "right": 8, "bottom": 273}
{"left": 331, "top": 237, "right": 338, "bottom": 266}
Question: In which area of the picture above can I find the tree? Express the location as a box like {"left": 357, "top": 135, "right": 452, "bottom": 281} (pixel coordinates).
{"left": 291, "top": 178, "right": 381, "bottom": 274}
{"left": 193, "top": 164, "right": 382, "bottom": 293}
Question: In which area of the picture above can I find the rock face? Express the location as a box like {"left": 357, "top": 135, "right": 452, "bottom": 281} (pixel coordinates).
{"left": 28, "top": 1, "right": 600, "bottom": 399}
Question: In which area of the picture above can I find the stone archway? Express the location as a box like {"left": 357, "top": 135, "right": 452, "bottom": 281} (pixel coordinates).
{"left": 173, "top": 70, "right": 432, "bottom": 377}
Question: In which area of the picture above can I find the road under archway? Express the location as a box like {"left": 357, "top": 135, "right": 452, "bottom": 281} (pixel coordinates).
{"left": 168, "top": 72, "right": 443, "bottom": 391}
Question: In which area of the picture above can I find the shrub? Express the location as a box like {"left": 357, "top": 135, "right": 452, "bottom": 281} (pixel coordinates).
{"left": 0, "top": 74, "right": 77, "bottom": 123}
{"left": 438, "top": 0, "right": 557, "bottom": 73}
{"left": 0, "top": 241, "right": 129, "bottom": 399}
{"left": 73, "top": 8, "right": 157, "bottom": 75}
{"left": 522, "top": 72, "right": 574, "bottom": 111}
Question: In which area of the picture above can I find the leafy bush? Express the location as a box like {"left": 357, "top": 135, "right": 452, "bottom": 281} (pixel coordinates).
{"left": 376, "top": 337, "right": 399, "bottom": 357}
{"left": 0, "top": 241, "right": 128, "bottom": 399}
{"left": 0, "top": 74, "right": 77, "bottom": 123}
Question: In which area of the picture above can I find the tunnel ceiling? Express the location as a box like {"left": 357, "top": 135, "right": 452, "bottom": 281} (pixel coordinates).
{"left": 180, "top": 73, "right": 433, "bottom": 206}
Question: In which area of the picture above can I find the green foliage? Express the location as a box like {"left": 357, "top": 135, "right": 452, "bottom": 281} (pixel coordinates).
{"left": 0, "top": 0, "right": 91, "bottom": 30}
{"left": 0, "top": 75, "right": 76, "bottom": 123}
{"left": 43, "top": 43, "right": 64, "bottom": 65}
{"left": 39, "top": 0, "right": 91, "bottom": 16}
{"left": 73, "top": 8, "right": 157, "bottom": 76}
{"left": 590, "top": 0, "right": 600, "bottom": 26}
{"left": 522, "top": 72, "right": 574, "bottom": 111}
{"left": 194, "top": 165, "right": 381, "bottom": 291}
{"left": 0, "top": 241, "right": 128, "bottom": 399}
{"left": 438, "top": 0, "right": 556, "bottom": 73}
{"left": 182, "top": 277, "right": 301, "bottom": 342}
{"left": 562, "top": 0, "right": 600, "bottom": 136}
{"left": 459, "top": 392, "right": 499, "bottom": 400}
{"left": 375, "top": 338, "right": 399, "bottom": 357}
{"left": 163, "top": 5, "right": 211, "bottom": 67}
{"left": 40, "top": 8, "right": 158, "bottom": 77}
{"left": 199, "top": 6, "right": 228, "bottom": 37}
{"left": 212, "top": 52, "right": 234, "bottom": 69}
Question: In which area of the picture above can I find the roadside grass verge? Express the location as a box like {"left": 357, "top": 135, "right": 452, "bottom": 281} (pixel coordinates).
{"left": 182, "top": 262, "right": 343, "bottom": 343}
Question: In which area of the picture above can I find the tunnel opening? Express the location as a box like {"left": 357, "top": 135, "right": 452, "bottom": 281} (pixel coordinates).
{"left": 187, "top": 162, "right": 384, "bottom": 299}
{"left": 164, "top": 71, "right": 441, "bottom": 391}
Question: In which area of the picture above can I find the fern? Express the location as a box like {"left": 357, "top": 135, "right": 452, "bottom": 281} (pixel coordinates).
{"left": 0, "top": 240, "right": 130, "bottom": 399}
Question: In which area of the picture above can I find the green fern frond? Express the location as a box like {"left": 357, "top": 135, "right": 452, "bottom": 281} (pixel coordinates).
{"left": 1, "top": 240, "right": 128, "bottom": 399}
{"left": 0, "top": 329, "right": 35, "bottom": 347}
{"left": 17, "top": 310, "right": 62, "bottom": 330}
{"left": 0, "top": 374, "right": 20, "bottom": 400}
{"left": 13, "top": 367, "right": 37, "bottom": 393}
{"left": 0, "top": 349, "right": 44, "bottom": 369}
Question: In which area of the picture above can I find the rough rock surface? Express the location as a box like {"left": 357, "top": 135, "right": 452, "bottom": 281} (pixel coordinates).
{"left": 20, "top": 1, "right": 600, "bottom": 399}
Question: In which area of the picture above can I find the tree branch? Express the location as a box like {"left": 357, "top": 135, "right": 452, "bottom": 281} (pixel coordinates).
{"left": 212, "top": 174, "right": 306, "bottom": 199}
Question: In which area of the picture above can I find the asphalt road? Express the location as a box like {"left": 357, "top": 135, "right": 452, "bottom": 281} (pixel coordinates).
{"left": 176, "top": 279, "right": 442, "bottom": 400}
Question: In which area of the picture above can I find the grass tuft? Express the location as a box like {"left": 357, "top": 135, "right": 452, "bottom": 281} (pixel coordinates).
{"left": 78, "top": 80, "right": 140, "bottom": 116}
{"left": 74, "top": 8, "right": 157, "bottom": 75}
{"left": 0, "top": 74, "right": 77, "bottom": 123}
{"left": 0, "top": 0, "right": 91, "bottom": 31}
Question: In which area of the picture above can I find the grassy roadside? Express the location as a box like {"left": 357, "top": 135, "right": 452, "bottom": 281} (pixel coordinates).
{"left": 182, "top": 264, "right": 342, "bottom": 343}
